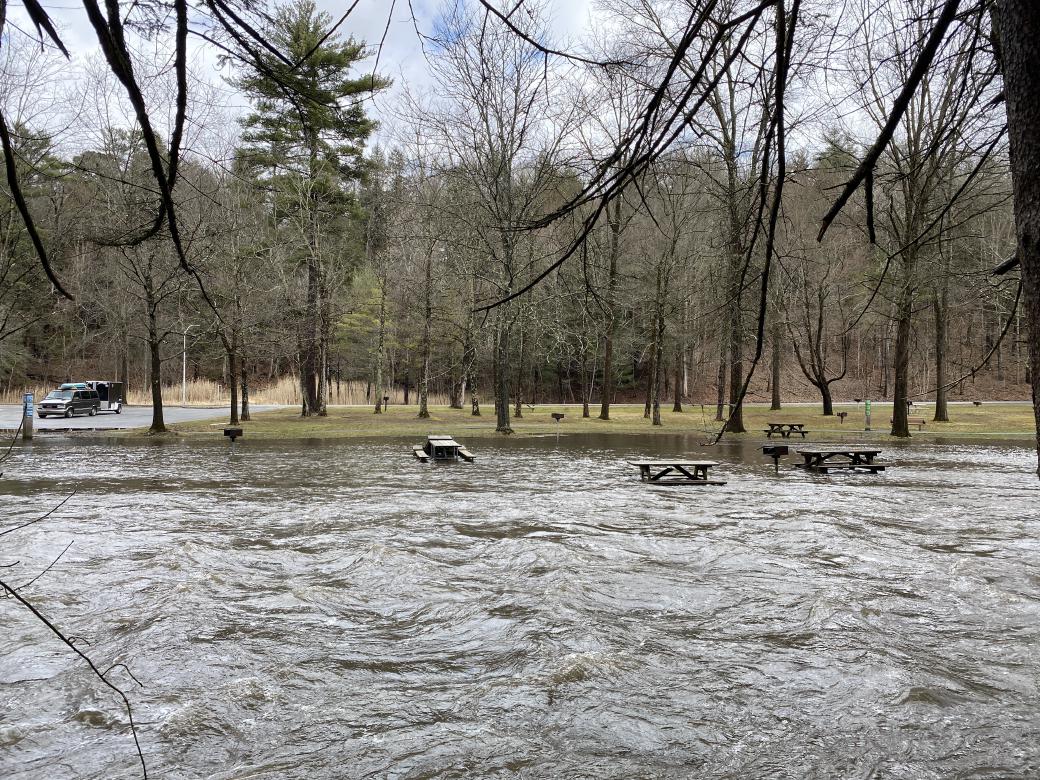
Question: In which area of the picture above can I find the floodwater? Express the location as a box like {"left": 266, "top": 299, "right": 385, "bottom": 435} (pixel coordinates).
{"left": 0, "top": 435, "right": 1038, "bottom": 779}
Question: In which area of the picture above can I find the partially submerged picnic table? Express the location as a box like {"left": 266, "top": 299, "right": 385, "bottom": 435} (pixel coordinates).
{"left": 795, "top": 446, "right": 885, "bottom": 474}
{"left": 629, "top": 460, "right": 726, "bottom": 486}
{"left": 764, "top": 422, "right": 809, "bottom": 439}
{"left": 413, "top": 435, "right": 475, "bottom": 462}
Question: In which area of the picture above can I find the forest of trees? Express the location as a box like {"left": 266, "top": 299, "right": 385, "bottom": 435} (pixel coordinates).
{"left": 0, "top": 0, "right": 1029, "bottom": 438}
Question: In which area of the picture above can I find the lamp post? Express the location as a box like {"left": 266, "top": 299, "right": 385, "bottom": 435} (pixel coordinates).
{"left": 182, "top": 325, "right": 197, "bottom": 407}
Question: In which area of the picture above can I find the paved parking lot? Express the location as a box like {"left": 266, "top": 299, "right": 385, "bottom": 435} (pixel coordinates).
{"left": 0, "top": 404, "right": 275, "bottom": 431}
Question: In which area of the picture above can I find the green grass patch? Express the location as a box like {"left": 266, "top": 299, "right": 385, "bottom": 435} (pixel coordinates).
{"left": 155, "top": 400, "right": 1037, "bottom": 442}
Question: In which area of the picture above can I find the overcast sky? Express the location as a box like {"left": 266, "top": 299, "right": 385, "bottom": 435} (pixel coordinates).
{"left": 5, "top": 0, "right": 598, "bottom": 147}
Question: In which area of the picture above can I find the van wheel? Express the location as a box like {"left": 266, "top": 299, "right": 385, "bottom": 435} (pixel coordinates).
{"left": 115, "top": 406, "right": 121, "bottom": 414}
{"left": 64, "top": 408, "right": 73, "bottom": 418}
{"left": 38, "top": 414, "right": 47, "bottom": 418}
{"left": 89, "top": 407, "right": 97, "bottom": 416}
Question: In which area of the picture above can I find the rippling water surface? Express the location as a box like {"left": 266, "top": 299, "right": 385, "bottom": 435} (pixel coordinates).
{"left": 1, "top": 435, "right": 1038, "bottom": 779}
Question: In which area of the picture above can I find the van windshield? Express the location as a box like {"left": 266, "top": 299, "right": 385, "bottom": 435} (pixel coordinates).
{"left": 46, "top": 390, "right": 73, "bottom": 400}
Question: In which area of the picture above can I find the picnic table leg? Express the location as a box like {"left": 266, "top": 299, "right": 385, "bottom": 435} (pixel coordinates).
{"left": 650, "top": 466, "right": 675, "bottom": 481}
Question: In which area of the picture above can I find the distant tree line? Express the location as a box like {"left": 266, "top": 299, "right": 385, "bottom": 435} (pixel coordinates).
{"left": 0, "top": 0, "right": 1030, "bottom": 446}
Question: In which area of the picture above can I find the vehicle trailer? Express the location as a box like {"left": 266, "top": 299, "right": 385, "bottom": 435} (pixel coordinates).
{"left": 85, "top": 380, "right": 124, "bottom": 413}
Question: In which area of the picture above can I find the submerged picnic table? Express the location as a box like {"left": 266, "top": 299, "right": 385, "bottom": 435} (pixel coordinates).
{"left": 764, "top": 422, "right": 809, "bottom": 438}
{"left": 796, "top": 446, "right": 885, "bottom": 473}
{"left": 413, "top": 435, "right": 475, "bottom": 462}
{"left": 629, "top": 460, "right": 726, "bottom": 485}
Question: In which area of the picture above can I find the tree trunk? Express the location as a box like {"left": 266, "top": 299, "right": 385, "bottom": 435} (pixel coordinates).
{"left": 770, "top": 319, "right": 782, "bottom": 411}
{"left": 147, "top": 307, "right": 165, "bottom": 434}
{"left": 643, "top": 349, "right": 654, "bottom": 419}
{"left": 933, "top": 284, "right": 949, "bottom": 422}
{"left": 121, "top": 330, "right": 130, "bottom": 396}
{"left": 449, "top": 370, "right": 463, "bottom": 409}
{"left": 240, "top": 360, "right": 251, "bottom": 422}
{"left": 227, "top": 347, "right": 239, "bottom": 426}
{"left": 821, "top": 383, "right": 834, "bottom": 417}
{"left": 651, "top": 306, "right": 664, "bottom": 426}
{"left": 715, "top": 335, "right": 726, "bottom": 421}
{"left": 316, "top": 267, "right": 330, "bottom": 418}
{"left": 513, "top": 322, "right": 524, "bottom": 419}
{"left": 891, "top": 279, "right": 914, "bottom": 438}
{"left": 998, "top": 0, "right": 1040, "bottom": 476}
{"left": 724, "top": 144, "right": 746, "bottom": 433}
{"left": 374, "top": 274, "right": 386, "bottom": 413}
{"left": 599, "top": 197, "right": 622, "bottom": 421}
{"left": 580, "top": 351, "right": 591, "bottom": 418}
{"left": 418, "top": 249, "right": 432, "bottom": 419}
{"left": 301, "top": 252, "right": 320, "bottom": 417}
{"left": 495, "top": 314, "right": 512, "bottom": 433}
{"left": 726, "top": 290, "right": 746, "bottom": 432}
{"left": 672, "top": 347, "right": 683, "bottom": 413}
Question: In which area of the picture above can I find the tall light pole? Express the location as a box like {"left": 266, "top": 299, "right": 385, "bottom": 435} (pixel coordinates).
{"left": 182, "top": 324, "right": 197, "bottom": 407}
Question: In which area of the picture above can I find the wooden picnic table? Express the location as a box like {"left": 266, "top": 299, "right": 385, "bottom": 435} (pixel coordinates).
{"left": 795, "top": 446, "right": 885, "bottom": 474}
{"left": 628, "top": 460, "right": 726, "bottom": 485}
{"left": 413, "top": 435, "right": 475, "bottom": 462}
{"left": 764, "top": 422, "right": 809, "bottom": 439}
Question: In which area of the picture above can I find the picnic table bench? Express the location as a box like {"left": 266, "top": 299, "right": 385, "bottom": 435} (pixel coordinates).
{"left": 629, "top": 460, "right": 726, "bottom": 486}
{"left": 764, "top": 422, "right": 809, "bottom": 439}
{"left": 795, "top": 446, "right": 886, "bottom": 474}
{"left": 892, "top": 417, "right": 927, "bottom": 430}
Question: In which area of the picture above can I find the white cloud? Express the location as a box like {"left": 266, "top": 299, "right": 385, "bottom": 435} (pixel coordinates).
{"left": 3, "top": 0, "right": 599, "bottom": 155}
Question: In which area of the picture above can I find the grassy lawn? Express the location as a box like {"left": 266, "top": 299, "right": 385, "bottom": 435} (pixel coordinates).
{"left": 158, "top": 401, "right": 1037, "bottom": 442}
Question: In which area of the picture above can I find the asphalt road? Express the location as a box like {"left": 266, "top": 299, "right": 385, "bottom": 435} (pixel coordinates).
{"left": 0, "top": 404, "right": 277, "bottom": 431}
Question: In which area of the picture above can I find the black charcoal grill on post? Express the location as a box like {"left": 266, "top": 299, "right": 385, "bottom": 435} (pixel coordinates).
{"left": 224, "top": 427, "right": 243, "bottom": 452}
{"left": 761, "top": 444, "right": 789, "bottom": 473}
{"left": 551, "top": 412, "right": 565, "bottom": 442}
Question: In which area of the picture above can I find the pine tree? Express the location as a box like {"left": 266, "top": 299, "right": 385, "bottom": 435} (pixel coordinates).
{"left": 235, "top": 0, "right": 389, "bottom": 416}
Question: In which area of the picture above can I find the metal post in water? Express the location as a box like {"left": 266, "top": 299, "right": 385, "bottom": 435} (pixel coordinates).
{"left": 224, "top": 427, "right": 242, "bottom": 454}
{"left": 551, "top": 412, "right": 564, "bottom": 444}
{"left": 22, "top": 392, "right": 33, "bottom": 440}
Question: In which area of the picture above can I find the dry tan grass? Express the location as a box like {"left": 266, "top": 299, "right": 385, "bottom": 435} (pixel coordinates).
{"left": 0, "top": 376, "right": 451, "bottom": 407}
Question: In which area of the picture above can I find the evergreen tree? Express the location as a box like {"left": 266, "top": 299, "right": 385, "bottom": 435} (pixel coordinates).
{"left": 235, "top": 0, "right": 389, "bottom": 416}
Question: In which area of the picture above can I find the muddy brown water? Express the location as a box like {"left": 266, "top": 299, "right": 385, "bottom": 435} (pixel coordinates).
{"left": 0, "top": 435, "right": 1038, "bottom": 779}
